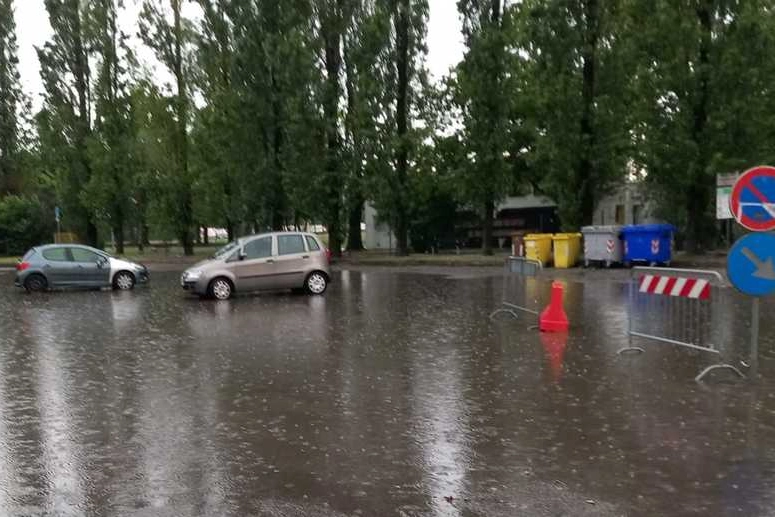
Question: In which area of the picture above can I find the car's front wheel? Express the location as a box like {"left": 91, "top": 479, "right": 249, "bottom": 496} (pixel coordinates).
{"left": 208, "top": 277, "right": 233, "bottom": 300}
{"left": 113, "top": 271, "right": 135, "bottom": 290}
{"left": 305, "top": 271, "right": 328, "bottom": 295}
{"left": 24, "top": 274, "right": 47, "bottom": 292}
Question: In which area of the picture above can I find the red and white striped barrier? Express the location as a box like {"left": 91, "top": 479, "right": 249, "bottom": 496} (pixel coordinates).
{"left": 639, "top": 274, "right": 711, "bottom": 300}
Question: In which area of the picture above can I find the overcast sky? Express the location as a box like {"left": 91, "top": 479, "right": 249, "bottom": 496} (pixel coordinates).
{"left": 15, "top": 0, "right": 464, "bottom": 110}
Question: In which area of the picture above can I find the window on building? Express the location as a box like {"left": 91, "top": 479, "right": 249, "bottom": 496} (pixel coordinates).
{"left": 633, "top": 205, "right": 643, "bottom": 224}
{"left": 615, "top": 205, "right": 625, "bottom": 224}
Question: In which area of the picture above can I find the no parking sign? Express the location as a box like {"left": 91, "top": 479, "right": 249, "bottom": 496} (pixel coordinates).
{"left": 729, "top": 165, "right": 775, "bottom": 231}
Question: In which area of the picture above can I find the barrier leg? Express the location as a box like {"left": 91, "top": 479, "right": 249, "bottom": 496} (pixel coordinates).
{"left": 490, "top": 308, "right": 519, "bottom": 320}
{"left": 695, "top": 364, "right": 745, "bottom": 382}
{"left": 618, "top": 277, "right": 644, "bottom": 354}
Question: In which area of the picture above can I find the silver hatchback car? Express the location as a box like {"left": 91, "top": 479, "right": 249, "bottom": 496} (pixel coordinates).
{"left": 181, "top": 232, "right": 332, "bottom": 300}
{"left": 15, "top": 244, "right": 149, "bottom": 292}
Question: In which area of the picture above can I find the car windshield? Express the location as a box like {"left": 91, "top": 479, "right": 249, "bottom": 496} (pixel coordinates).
{"left": 213, "top": 240, "right": 240, "bottom": 259}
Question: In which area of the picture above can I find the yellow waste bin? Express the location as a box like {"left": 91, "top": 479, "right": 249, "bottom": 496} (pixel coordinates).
{"left": 523, "top": 234, "right": 553, "bottom": 266}
{"left": 552, "top": 233, "right": 582, "bottom": 269}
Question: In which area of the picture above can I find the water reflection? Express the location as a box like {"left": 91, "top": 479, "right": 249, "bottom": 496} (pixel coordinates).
{"left": 540, "top": 331, "right": 568, "bottom": 382}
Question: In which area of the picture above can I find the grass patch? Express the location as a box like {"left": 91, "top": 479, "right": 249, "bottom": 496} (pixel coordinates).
{"left": 341, "top": 250, "right": 509, "bottom": 267}
{"left": 0, "top": 256, "right": 19, "bottom": 267}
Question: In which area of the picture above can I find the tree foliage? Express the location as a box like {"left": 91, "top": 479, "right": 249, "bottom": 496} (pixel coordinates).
{"left": 6, "top": 0, "right": 775, "bottom": 257}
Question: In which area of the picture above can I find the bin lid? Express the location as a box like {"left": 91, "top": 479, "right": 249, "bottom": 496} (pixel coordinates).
{"left": 524, "top": 233, "right": 554, "bottom": 240}
{"left": 621, "top": 224, "right": 676, "bottom": 234}
{"left": 552, "top": 232, "right": 582, "bottom": 240}
{"left": 581, "top": 225, "right": 623, "bottom": 233}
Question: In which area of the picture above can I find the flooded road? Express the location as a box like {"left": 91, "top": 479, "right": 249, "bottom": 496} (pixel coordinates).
{"left": 1, "top": 268, "right": 775, "bottom": 516}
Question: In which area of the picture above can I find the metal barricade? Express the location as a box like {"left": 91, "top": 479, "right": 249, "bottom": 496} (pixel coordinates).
{"left": 490, "top": 257, "right": 542, "bottom": 324}
{"left": 618, "top": 266, "right": 744, "bottom": 382}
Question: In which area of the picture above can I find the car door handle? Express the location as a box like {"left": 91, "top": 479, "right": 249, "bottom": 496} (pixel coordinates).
{"left": 266, "top": 259, "right": 275, "bottom": 263}
{"left": 302, "top": 255, "right": 310, "bottom": 259}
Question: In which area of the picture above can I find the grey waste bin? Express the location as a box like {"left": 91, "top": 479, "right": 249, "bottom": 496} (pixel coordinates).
{"left": 581, "top": 225, "right": 624, "bottom": 267}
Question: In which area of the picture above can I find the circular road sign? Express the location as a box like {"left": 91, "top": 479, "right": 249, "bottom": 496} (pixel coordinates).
{"left": 729, "top": 165, "right": 775, "bottom": 231}
{"left": 727, "top": 233, "right": 775, "bottom": 297}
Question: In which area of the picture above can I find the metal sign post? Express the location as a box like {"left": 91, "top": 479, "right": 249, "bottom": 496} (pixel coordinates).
{"left": 55, "top": 206, "right": 62, "bottom": 244}
{"left": 750, "top": 298, "right": 760, "bottom": 377}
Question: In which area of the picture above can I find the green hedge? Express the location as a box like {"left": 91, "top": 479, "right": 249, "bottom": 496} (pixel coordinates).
{"left": 0, "top": 195, "right": 55, "bottom": 256}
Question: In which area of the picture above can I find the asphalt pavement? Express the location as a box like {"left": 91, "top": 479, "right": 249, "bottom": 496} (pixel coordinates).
{"left": 0, "top": 268, "right": 773, "bottom": 516}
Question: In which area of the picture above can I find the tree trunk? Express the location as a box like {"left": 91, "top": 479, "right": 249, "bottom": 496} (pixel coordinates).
{"left": 172, "top": 0, "right": 193, "bottom": 256}
{"left": 574, "top": 0, "right": 599, "bottom": 228}
{"left": 686, "top": 0, "right": 713, "bottom": 253}
{"left": 394, "top": 0, "right": 411, "bottom": 256}
{"left": 269, "top": 69, "right": 286, "bottom": 231}
{"left": 481, "top": 198, "right": 494, "bottom": 256}
{"left": 347, "top": 195, "right": 364, "bottom": 251}
{"left": 226, "top": 218, "right": 234, "bottom": 242}
{"left": 322, "top": 4, "right": 344, "bottom": 258}
{"left": 86, "top": 221, "right": 98, "bottom": 248}
{"left": 180, "top": 226, "right": 193, "bottom": 256}
{"left": 113, "top": 222, "right": 124, "bottom": 255}
{"left": 203, "top": 226, "right": 209, "bottom": 245}
{"left": 137, "top": 224, "right": 144, "bottom": 252}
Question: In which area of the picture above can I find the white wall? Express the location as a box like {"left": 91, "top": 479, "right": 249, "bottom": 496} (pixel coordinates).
{"left": 364, "top": 203, "right": 396, "bottom": 250}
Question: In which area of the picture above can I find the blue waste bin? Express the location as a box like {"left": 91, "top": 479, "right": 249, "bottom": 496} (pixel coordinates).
{"left": 621, "top": 224, "right": 675, "bottom": 266}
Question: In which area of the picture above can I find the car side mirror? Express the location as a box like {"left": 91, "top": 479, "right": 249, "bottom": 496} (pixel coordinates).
{"left": 239, "top": 252, "right": 247, "bottom": 261}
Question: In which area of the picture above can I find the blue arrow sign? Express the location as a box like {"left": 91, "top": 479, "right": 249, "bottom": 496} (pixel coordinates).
{"left": 54, "top": 206, "right": 62, "bottom": 222}
{"left": 727, "top": 233, "right": 775, "bottom": 296}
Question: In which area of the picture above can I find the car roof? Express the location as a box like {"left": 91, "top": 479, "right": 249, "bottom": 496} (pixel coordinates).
{"left": 37, "top": 243, "right": 97, "bottom": 249}
{"left": 240, "top": 231, "right": 320, "bottom": 241}
{"left": 34, "top": 244, "right": 104, "bottom": 253}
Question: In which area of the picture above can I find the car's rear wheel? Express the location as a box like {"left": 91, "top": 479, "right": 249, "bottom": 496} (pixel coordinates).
{"left": 208, "top": 277, "right": 233, "bottom": 300}
{"left": 113, "top": 271, "right": 135, "bottom": 290}
{"left": 24, "top": 274, "right": 47, "bottom": 292}
{"left": 305, "top": 271, "right": 328, "bottom": 295}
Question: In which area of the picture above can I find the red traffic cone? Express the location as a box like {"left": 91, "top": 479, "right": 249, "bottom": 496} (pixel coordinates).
{"left": 540, "top": 281, "right": 569, "bottom": 332}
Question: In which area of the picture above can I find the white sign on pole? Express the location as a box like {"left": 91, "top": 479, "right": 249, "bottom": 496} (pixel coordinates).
{"left": 716, "top": 173, "right": 739, "bottom": 220}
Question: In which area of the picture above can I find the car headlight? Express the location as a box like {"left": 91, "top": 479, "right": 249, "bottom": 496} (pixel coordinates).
{"left": 184, "top": 269, "right": 203, "bottom": 281}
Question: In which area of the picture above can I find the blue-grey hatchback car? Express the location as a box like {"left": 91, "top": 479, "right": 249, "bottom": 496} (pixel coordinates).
{"left": 15, "top": 244, "right": 149, "bottom": 292}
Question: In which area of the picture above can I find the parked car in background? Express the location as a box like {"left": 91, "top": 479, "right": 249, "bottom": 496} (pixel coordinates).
{"left": 15, "top": 244, "right": 149, "bottom": 292}
{"left": 181, "top": 232, "right": 331, "bottom": 300}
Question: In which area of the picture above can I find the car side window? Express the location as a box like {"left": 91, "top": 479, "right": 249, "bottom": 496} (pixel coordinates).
{"left": 278, "top": 235, "right": 305, "bottom": 256}
{"left": 243, "top": 237, "right": 272, "bottom": 260}
{"left": 70, "top": 248, "right": 102, "bottom": 263}
{"left": 42, "top": 247, "right": 70, "bottom": 262}
{"left": 305, "top": 236, "right": 320, "bottom": 252}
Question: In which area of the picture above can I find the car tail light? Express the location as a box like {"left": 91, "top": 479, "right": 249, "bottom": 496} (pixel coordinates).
{"left": 16, "top": 261, "right": 30, "bottom": 272}
{"left": 325, "top": 248, "right": 332, "bottom": 263}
